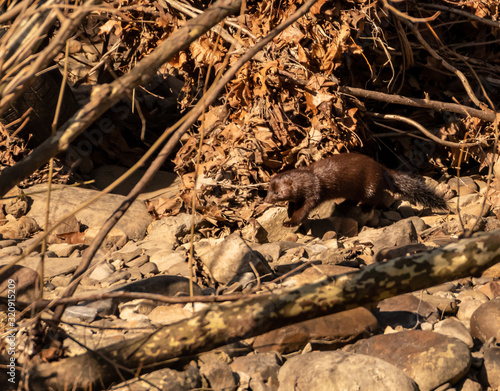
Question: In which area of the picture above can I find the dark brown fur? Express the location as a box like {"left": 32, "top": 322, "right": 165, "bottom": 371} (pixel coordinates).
{"left": 264, "top": 153, "right": 447, "bottom": 227}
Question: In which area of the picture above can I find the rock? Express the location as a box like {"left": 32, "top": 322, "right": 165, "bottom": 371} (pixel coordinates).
{"left": 126, "top": 255, "right": 149, "bottom": 268}
{"left": 0, "top": 216, "right": 39, "bottom": 239}
{"left": 146, "top": 213, "right": 202, "bottom": 245}
{"left": 447, "top": 193, "right": 481, "bottom": 210}
{"left": 482, "top": 261, "right": 500, "bottom": 278}
{"left": 138, "top": 262, "right": 158, "bottom": 276}
{"left": 46, "top": 215, "right": 80, "bottom": 244}
{"left": 26, "top": 184, "right": 152, "bottom": 240}
{"left": 253, "top": 306, "right": 377, "bottom": 354}
{"left": 63, "top": 305, "right": 98, "bottom": 322}
{"left": 197, "top": 233, "right": 272, "bottom": 286}
{"left": 0, "top": 255, "right": 89, "bottom": 279}
{"left": 2, "top": 186, "right": 28, "bottom": 218}
{"left": 102, "top": 270, "right": 131, "bottom": 286}
{"left": 278, "top": 351, "right": 418, "bottom": 391}
{"left": 375, "top": 294, "right": 440, "bottom": 329}
{"left": 426, "top": 281, "right": 457, "bottom": 294}
{"left": 457, "top": 289, "right": 490, "bottom": 303}
{"left": 0, "top": 240, "right": 17, "bottom": 249}
{"left": 374, "top": 243, "right": 428, "bottom": 263}
{"left": 457, "top": 299, "right": 486, "bottom": 324}
{"left": 448, "top": 177, "right": 478, "bottom": 195}
{"left": 481, "top": 346, "right": 500, "bottom": 389}
{"left": 150, "top": 251, "right": 186, "bottom": 273}
{"left": 84, "top": 275, "right": 203, "bottom": 316}
{"left": 112, "top": 244, "right": 142, "bottom": 263}
{"left": 281, "top": 264, "right": 357, "bottom": 288}
{"left": 230, "top": 352, "right": 281, "bottom": 390}
{"left": 92, "top": 165, "right": 180, "bottom": 201}
{"left": 199, "top": 360, "right": 237, "bottom": 391}
{"left": 0, "top": 246, "right": 22, "bottom": 257}
{"left": 251, "top": 242, "right": 283, "bottom": 263}
{"left": 89, "top": 262, "right": 115, "bottom": 281}
{"left": 360, "top": 218, "right": 419, "bottom": 256}
{"left": 0, "top": 265, "right": 40, "bottom": 302}
{"left": 470, "top": 298, "right": 500, "bottom": 343}
{"left": 382, "top": 210, "right": 402, "bottom": 221}
{"left": 456, "top": 377, "right": 483, "bottom": 391}
{"left": 478, "top": 281, "right": 500, "bottom": 299}
{"left": 147, "top": 305, "right": 193, "bottom": 325}
{"left": 48, "top": 243, "right": 87, "bottom": 257}
{"left": 84, "top": 226, "right": 128, "bottom": 251}
{"left": 301, "top": 216, "right": 359, "bottom": 238}
{"left": 345, "top": 330, "right": 471, "bottom": 391}
{"left": 252, "top": 206, "right": 297, "bottom": 242}
{"left": 433, "top": 317, "right": 474, "bottom": 348}
{"left": 111, "top": 365, "right": 201, "bottom": 391}
{"left": 411, "top": 291, "right": 458, "bottom": 314}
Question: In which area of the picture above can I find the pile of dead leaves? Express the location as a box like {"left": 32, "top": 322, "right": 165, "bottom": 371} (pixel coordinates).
{"left": 2, "top": 0, "right": 499, "bottom": 234}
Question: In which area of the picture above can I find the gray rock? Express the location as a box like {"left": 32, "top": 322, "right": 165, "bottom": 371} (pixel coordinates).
{"left": 231, "top": 352, "right": 281, "bottom": 390}
{"left": 457, "top": 299, "right": 486, "bottom": 324}
{"left": 447, "top": 193, "right": 481, "bottom": 210}
{"left": 0, "top": 255, "right": 89, "bottom": 278}
{"left": 89, "top": 262, "right": 115, "bottom": 281}
{"left": 375, "top": 294, "right": 440, "bottom": 328}
{"left": 278, "top": 351, "right": 418, "bottom": 391}
{"left": 126, "top": 255, "right": 149, "bottom": 268}
{"left": 0, "top": 216, "right": 39, "bottom": 239}
{"left": 411, "top": 291, "right": 458, "bottom": 314}
{"left": 150, "top": 251, "right": 185, "bottom": 273}
{"left": 0, "top": 240, "right": 17, "bottom": 249}
{"left": 481, "top": 346, "right": 500, "bottom": 389}
{"left": 433, "top": 318, "right": 474, "bottom": 347}
{"left": 197, "top": 233, "right": 272, "bottom": 286}
{"left": 199, "top": 361, "right": 236, "bottom": 391}
{"left": 0, "top": 265, "right": 39, "bottom": 302}
{"left": 48, "top": 243, "right": 87, "bottom": 257}
{"left": 456, "top": 377, "right": 483, "bottom": 391}
{"left": 92, "top": 165, "right": 180, "bottom": 201}
{"left": 250, "top": 206, "right": 296, "bottom": 242}
{"left": 470, "top": 298, "right": 500, "bottom": 343}
{"left": 448, "top": 177, "right": 478, "bottom": 195}
{"left": 26, "top": 184, "right": 151, "bottom": 240}
{"left": 0, "top": 246, "right": 22, "bottom": 257}
{"left": 138, "top": 262, "right": 158, "bottom": 276}
{"left": 84, "top": 226, "right": 128, "bottom": 251}
{"left": 146, "top": 213, "right": 202, "bottom": 245}
{"left": 63, "top": 305, "right": 98, "bottom": 322}
{"left": 84, "top": 275, "right": 203, "bottom": 316}
{"left": 112, "top": 245, "right": 142, "bottom": 263}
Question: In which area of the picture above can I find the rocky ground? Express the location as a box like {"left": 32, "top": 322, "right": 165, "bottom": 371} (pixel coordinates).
{"left": 1, "top": 164, "right": 500, "bottom": 391}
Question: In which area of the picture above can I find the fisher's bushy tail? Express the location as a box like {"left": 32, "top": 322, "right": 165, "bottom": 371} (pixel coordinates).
{"left": 388, "top": 170, "right": 448, "bottom": 210}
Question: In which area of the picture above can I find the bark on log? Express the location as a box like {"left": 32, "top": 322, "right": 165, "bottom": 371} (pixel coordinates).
{"left": 28, "top": 229, "right": 500, "bottom": 391}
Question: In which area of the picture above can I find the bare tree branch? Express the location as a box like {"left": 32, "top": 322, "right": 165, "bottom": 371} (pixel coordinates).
{"left": 0, "top": 0, "right": 242, "bottom": 198}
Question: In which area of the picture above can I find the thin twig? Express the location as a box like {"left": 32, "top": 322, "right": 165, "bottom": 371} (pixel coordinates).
{"left": 339, "top": 85, "right": 495, "bottom": 123}
{"left": 365, "top": 112, "right": 482, "bottom": 148}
